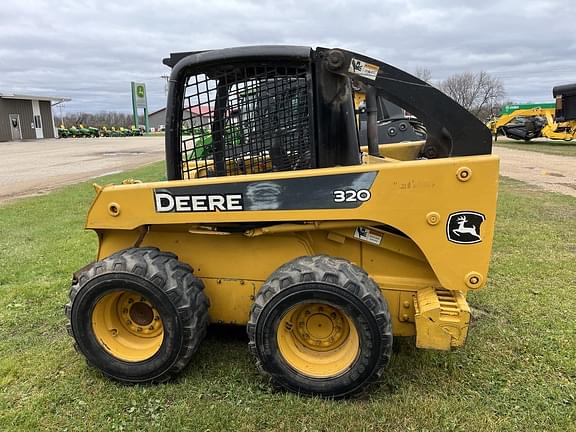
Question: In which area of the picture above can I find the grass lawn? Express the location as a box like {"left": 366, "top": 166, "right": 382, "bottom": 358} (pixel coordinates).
{"left": 0, "top": 165, "right": 575, "bottom": 431}
{"left": 494, "top": 139, "right": 576, "bottom": 157}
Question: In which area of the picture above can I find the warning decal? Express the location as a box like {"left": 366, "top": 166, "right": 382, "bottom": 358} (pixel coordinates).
{"left": 349, "top": 58, "right": 379, "bottom": 80}
{"left": 354, "top": 227, "right": 383, "bottom": 245}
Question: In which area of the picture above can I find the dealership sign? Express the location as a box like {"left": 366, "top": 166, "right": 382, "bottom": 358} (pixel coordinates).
{"left": 131, "top": 82, "right": 147, "bottom": 109}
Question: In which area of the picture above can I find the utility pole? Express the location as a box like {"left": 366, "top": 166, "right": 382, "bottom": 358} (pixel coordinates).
{"left": 161, "top": 75, "right": 169, "bottom": 97}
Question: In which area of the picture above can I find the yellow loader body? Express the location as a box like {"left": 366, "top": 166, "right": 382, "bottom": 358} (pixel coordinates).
{"left": 87, "top": 142, "right": 498, "bottom": 349}
{"left": 66, "top": 46, "right": 501, "bottom": 397}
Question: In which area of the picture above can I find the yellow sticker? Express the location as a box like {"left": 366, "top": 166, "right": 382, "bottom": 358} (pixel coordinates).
{"left": 349, "top": 58, "right": 379, "bottom": 80}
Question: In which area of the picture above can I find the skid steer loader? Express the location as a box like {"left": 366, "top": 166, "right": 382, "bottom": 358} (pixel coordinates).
{"left": 65, "top": 46, "right": 499, "bottom": 397}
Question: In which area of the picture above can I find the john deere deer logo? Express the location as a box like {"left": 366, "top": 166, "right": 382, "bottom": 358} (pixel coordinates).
{"left": 446, "top": 211, "right": 485, "bottom": 244}
{"left": 453, "top": 216, "right": 480, "bottom": 239}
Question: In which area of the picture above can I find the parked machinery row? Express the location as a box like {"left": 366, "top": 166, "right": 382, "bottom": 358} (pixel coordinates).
{"left": 57, "top": 124, "right": 144, "bottom": 138}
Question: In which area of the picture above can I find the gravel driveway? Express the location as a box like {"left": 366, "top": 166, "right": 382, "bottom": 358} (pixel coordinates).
{"left": 0, "top": 137, "right": 574, "bottom": 204}
{"left": 493, "top": 146, "right": 576, "bottom": 197}
{"left": 0, "top": 136, "right": 164, "bottom": 203}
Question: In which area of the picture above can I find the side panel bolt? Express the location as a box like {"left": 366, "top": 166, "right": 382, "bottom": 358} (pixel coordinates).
{"left": 426, "top": 212, "right": 441, "bottom": 226}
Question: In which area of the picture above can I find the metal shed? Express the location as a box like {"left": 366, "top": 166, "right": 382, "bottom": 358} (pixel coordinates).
{"left": 0, "top": 93, "right": 70, "bottom": 142}
{"left": 148, "top": 106, "right": 212, "bottom": 132}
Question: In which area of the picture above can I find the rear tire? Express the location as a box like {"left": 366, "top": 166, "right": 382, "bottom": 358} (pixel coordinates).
{"left": 65, "top": 247, "right": 209, "bottom": 383}
{"left": 247, "top": 255, "right": 392, "bottom": 398}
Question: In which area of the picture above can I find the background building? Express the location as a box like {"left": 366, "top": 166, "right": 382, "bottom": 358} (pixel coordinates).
{"left": 148, "top": 107, "right": 167, "bottom": 131}
{"left": 0, "top": 93, "right": 70, "bottom": 142}
{"left": 148, "top": 105, "right": 212, "bottom": 131}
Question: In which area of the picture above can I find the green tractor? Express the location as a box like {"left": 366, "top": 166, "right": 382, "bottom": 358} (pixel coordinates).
{"left": 57, "top": 125, "right": 72, "bottom": 138}
{"left": 88, "top": 126, "right": 100, "bottom": 137}
{"left": 130, "top": 126, "right": 144, "bottom": 136}
{"left": 68, "top": 124, "right": 98, "bottom": 138}
{"left": 99, "top": 126, "right": 112, "bottom": 137}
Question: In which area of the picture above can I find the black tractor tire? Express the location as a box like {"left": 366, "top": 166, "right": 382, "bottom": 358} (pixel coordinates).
{"left": 247, "top": 255, "right": 393, "bottom": 398}
{"left": 65, "top": 247, "right": 209, "bottom": 383}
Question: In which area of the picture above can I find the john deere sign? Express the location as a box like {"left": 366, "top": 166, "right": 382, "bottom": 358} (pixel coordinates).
{"left": 132, "top": 82, "right": 147, "bottom": 108}
{"left": 131, "top": 81, "right": 149, "bottom": 132}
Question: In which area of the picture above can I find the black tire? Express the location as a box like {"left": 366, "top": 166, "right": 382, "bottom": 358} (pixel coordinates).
{"left": 247, "top": 255, "right": 392, "bottom": 398}
{"left": 65, "top": 247, "right": 209, "bottom": 383}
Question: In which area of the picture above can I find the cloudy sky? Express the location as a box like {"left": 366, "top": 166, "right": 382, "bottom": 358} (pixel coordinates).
{"left": 1, "top": 0, "right": 574, "bottom": 113}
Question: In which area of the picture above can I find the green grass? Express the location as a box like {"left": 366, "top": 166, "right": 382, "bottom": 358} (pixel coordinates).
{"left": 1, "top": 166, "right": 575, "bottom": 431}
{"left": 495, "top": 139, "right": 576, "bottom": 156}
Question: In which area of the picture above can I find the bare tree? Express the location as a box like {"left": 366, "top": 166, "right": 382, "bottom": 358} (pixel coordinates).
{"left": 414, "top": 67, "right": 432, "bottom": 84}
{"left": 439, "top": 71, "right": 505, "bottom": 119}
{"left": 55, "top": 112, "right": 134, "bottom": 128}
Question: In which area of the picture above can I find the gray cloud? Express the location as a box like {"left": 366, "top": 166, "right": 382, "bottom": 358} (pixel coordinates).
{"left": 0, "top": 0, "right": 573, "bottom": 113}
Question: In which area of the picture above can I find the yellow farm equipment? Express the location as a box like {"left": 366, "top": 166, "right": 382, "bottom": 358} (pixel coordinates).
{"left": 488, "top": 84, "right": 576, "bottom": 142}
{"left": 65, "top": 46, "right": 499, "bottom": 397}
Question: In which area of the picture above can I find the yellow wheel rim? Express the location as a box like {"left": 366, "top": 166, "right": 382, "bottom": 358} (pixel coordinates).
{"left": 277, "top": 302, "right": 360, "bottom": 378}
{"left": 92, "top": 290, "right": 164, "bottom": 362}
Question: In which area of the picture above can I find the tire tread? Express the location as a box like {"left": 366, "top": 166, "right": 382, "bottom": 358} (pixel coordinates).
{"left": 247, "top": 255, "right": 392, "bottom": 397}
{"left": 65, "top": 247, "right": 209, "bottom": 383}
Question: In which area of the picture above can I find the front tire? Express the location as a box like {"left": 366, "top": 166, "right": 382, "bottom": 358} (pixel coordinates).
{"left": 65, "top": 247, "right": 209, "bottom": 383}
{"left": 248, "top": 255, "right": 392, "bottom": 398}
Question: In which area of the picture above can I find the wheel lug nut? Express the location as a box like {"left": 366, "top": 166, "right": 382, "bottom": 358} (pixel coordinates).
{"left": 111, "top": 329, "right": 118, "bottom": 336}
{"left": 128, "top": 298, "right": 133, "bottom": 304}
{"left": 149, "top": 325, "right": 154, "bottom": 330}
{"left": 123, "top": 308, "right": 128, "bottom": 314}
{"left": 154, "top": 316, "right": 160, "bottom": 321}
{"left": 330, "top": 312, "right": 337, "bottom": 318}
{"left": 137, "top": 327, "right": 142, "bottom": 332}
{"left": 126, "top": 320, "right": 132, "bottom": 325}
